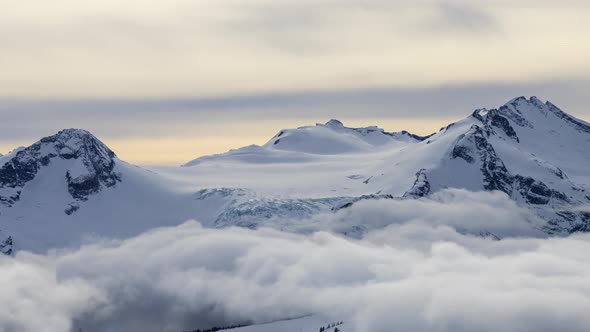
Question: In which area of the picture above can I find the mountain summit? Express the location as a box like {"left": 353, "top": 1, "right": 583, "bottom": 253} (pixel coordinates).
{"left": 184, "top": 118, "right": 430, "bottom": 166}
{"left": 0, "top": 129, "right": 121, "bottom": 211}
{"left": 264, "top": 119, "right": 429, "bottom": 154}
{"left": 384, "top": 96, "right": 590, "bottom": 233}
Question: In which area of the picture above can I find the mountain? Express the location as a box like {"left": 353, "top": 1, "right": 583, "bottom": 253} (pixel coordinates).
{"left": 0, "top": 129, "right": 212, "bottom": 252}
{"left": 263, "top": 119, "right": 428, "bottom": 154}
{"left": 183, "top": 120, "right": 429, "bottom": 166}
{"left": 416, "top": 97, "right": 590, "bottom": 233}
{"left": 1, "top": 96, "right": 589, "bottom": 253}
{"left": 0, "top": 129, "right": 120, "bottom": 212}
{"left": 183, "top": 96, "right": 590, "bottom": 234}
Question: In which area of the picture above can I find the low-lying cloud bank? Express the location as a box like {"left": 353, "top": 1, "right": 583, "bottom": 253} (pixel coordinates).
{"left": 1, "top": 191, "right": 589, "bottom": 332}
{"left": 304, "top": 189, "right": 545, "bottom": 240}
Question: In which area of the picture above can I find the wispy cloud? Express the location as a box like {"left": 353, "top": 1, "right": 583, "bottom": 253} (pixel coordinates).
{"left": 426, "top": 2, "right": 499, "bottom": 34}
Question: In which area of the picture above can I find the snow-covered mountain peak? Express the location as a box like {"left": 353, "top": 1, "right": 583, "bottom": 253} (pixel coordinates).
{"left": 460, "top": 96, "right": 590, "bottom": 144}
{"left": 505, "top": 95, "right": 543, "bottom": 106}
{"left": 499, "top": 96, "right": 549, "bottom": 118}
{"left": 410, "top": 96, "right": 590, "bottom": 234}
{"left": 39, "top": 128, "right": 117, "bottom": 161}
{"left": 0, "top": 128, "right": 121, "bottom": 210}
{"left": 269, "top": 119, "right": 429, "bottom": 153}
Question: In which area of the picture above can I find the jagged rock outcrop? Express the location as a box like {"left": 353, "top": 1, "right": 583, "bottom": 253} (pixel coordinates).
{"left": 487, "top": 111, "right": 520, "bottom": 142}
{"left": 0, "top": 234, "right": 12, "bottom": 255}
{"left": 451, "top": 124, "right": 513, "bottom": 193}
{"left": 215, "top": 197, "right": 344, "bottom": 229}
{"left": 449, "top": 121, "right": 571, "bottom": 207}
{"left": 331, "top": 194, "right": 395, "bottom": 212}
{"left": 194, "top": 187, "right": 250, "bottom": 201}
{"left": 320, "top": 119, "right": 433, "bottom": 142}
{"left": 403, "top": 169, "right": 431, "bottom": 198}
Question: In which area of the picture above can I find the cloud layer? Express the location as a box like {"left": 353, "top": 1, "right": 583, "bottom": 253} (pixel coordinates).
{"left": 2, "top": 0, "right": 590, "bottom": 97}
{"left": 1, "top": 190, "right": 588, "bottom": 332}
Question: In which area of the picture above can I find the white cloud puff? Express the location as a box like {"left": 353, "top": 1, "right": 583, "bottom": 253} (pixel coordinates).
{"left": 315, "top": 189, "right": 545, "bottom": 240}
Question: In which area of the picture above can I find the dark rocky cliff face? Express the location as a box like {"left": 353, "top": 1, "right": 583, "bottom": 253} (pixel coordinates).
{"left": 0, "top": 234, "right": 12, "bottom": 255}
{"left": 451, "top": 125, "right": 514, "bottom": 194}
{"left": 403, "top": 169, "right": 430, "bottom": 198}
{"left": 0, "top": 129, "right": 121, "bottom": 209}
{"left": 449, "top": 123, "right": 572, "bottom": 209}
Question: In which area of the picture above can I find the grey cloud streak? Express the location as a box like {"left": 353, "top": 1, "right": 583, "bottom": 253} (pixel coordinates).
{"left": 0, "top": 79, "right": 589, "bottom": 142}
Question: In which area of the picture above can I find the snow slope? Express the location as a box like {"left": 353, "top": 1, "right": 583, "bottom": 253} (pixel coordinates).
{"left": 1, "top": 96, "right": 589, "bottom": 253}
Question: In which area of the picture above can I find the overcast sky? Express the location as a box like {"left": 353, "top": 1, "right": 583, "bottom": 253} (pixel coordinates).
{"left": 2, "top": 0, "right": 589, "bottom": 164}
